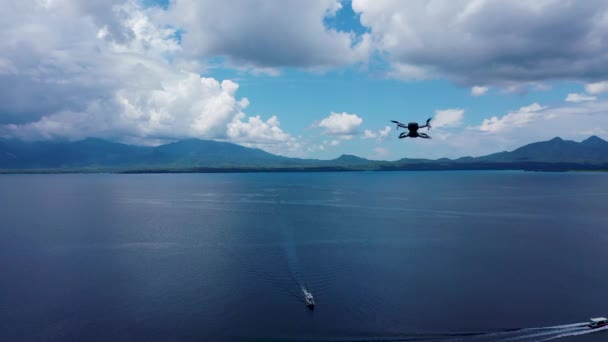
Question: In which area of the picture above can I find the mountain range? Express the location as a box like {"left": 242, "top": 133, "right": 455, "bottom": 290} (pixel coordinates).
{"left": 1, "top": 136, "right": 608, "bottom": 172}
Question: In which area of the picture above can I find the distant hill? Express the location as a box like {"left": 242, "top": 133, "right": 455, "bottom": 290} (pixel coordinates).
{"left": 1, "top": 136, "right": 608, "bottom": 172}
{"left": 322, "top": 154, "right": 386, "bottom": 168}
{"left": 478, "top": 136, "right": 608, "bottom": 163}
{"left": 0, "top": 138, "right": 295, "bottom": 169}
{"left": 0, "top": 138, "right": 147, "bottom": 169}
{"left": 147, "top": 139, "right": 294, "bottom": 167}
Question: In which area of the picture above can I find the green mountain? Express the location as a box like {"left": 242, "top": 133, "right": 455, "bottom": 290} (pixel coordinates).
{"left": 0, "top": 138, "right": 296, "bottom": 169}
{"left": 147, "top": 139, "right": 294, "bottom": 167}
{"left": 0, "top": 138, "right": 146, "bottom": 168}
{"left": 1, "top": 136, "right": 608, "bottom": 172}
{"left": 322, "top": 154, "right": 385, "bottom": 168}
{"left": 478, "top": 136, "right": 608, "bottom": 163}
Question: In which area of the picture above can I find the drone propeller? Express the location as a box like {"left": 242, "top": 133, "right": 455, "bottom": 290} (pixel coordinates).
{"left": 426, "top": 117, "right": 432, "bottom": 130}
{"left": 391, "top": 120, "right": 402, "bottom": 130}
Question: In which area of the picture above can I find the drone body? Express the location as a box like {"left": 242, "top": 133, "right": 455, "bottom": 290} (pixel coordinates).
{"left": 391, "top": 118, "right": 432, "bottom": 139}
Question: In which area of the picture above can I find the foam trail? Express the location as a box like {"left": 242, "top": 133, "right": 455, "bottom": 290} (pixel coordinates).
{"left": 426, "top": 322, "right": 595, "bottom": 342}
{"left": 540, "top": 325, "right": 608, "bottom": 341}
{"left": 446, "top": 322, "right": 587, "bottom": 341}
{"left": 284, "top": 228, "right": 303, "bottom": 287}
{"left": 527, "top": 322, "right": 587, "bottom": 330}
{"left": 278, "top": 202, "right": 308, "bottom": 298}
{"left": 500, "top": 326, "right": 588, "bottom": 341}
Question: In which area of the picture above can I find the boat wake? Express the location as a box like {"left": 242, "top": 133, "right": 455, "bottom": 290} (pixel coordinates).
{"left": 434, "top": 321, "right": 607, "bottom": 341}
{"left": 539, "top": 325, "right": 608, "bottom": 341}
{"left": 339, "top": 322, "right": 606, "bottom": 342}
{"left": 283, "top": 220, "right": 319, "bottom": 306}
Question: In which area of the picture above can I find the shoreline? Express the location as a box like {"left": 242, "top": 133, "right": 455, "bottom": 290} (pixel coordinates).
{"left": 2, "top": 165, "right": 607, "bottom": 175}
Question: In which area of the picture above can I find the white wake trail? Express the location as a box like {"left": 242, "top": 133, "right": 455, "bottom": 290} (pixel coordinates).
{"left": 540, "top": 325, "right": 608, "bottom": 341}
{"left": 528, "top": 322, "right": 588, "bottom": 330}
{"left": 464, "top": 322, "right": 587, "bottom": 341}
{"left": 500, "top": 326, "right": 588, "bottom": 341}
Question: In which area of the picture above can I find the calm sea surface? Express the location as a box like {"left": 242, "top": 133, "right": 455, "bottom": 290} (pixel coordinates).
{"left": 1, "top": 171, "right": 607, "bottom": 341}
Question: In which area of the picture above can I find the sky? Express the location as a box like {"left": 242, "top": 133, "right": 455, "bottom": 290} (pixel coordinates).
{"left": 2, "top": 0, "right": 608, "bottom": 160}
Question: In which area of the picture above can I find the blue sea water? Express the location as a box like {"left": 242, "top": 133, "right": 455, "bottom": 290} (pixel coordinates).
{"left": 0, "top": 171, "right": 607, "bottom": 341}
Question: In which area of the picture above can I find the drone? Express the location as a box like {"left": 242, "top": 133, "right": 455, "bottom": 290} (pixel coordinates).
{"left": 390, "top": 118, "right": 432, "bottom": 139}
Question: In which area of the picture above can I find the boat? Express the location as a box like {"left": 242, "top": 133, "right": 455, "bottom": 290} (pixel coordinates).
{"left": 588, "top": 317, "right": 607, "bottom": 329}
{"left": 304, "top": 291, "right": 315, "bottom": 309}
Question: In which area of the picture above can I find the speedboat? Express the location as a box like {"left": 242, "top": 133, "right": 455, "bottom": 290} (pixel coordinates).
{"left": 588, "top": 317, "right": 607, "bottom": 329}
{"left": 304, "top": 291, "right": 315, "bottom": 310}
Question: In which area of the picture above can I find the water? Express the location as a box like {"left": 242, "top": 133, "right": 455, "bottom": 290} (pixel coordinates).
{"left": 0, "top": 171, "right": 607, "bottom": 341}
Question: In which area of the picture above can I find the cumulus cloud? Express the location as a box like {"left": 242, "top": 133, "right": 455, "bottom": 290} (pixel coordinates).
{"left": 352, "top": 1, "right": 608, "bottom": 86}
{"left": 433, "top": 109, "right": 465, "bottom": 128}
{"left": 363, "top": 130, "right": 377, "bottom": 139}
{"left": 477, "top": 103, "right": 547, "bottom": 133}
{"left": 226, "top": 113, "right": 300, "bottom": 155}
{"left": 586, "top": 81, "right": 608, "bottom": 95}
{"left": 362, "top": 126, "right": 391, "bottom": 140}
{"left": 0, "top": 0, "right": 184, "bottom": 125}
{"left": 311, "top": 139, "right": 341, "bottom": 152}
{"left": 0, "top": 0, "right": 303, "bottom": 155}
{"left": 2, "top": 71, "right": 250, "bottom": 142}
{"left": 565, "top": 93, "right": 597, "bottom": 103}
{"left": 162, "top": 0, "right": 371, "bottom": 70}
{"left": 378, "top": 126, "right": 392, "bottom": 138}
{"left": 317, "top": 112, "right": 363, "bottom": 137}
{"left": 471, "top": 86, "right": 489, "bottom": 96}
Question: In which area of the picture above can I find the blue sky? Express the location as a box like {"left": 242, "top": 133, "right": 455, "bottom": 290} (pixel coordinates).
{"left": 2, "top": 0, "right": 608, "bottom": 159}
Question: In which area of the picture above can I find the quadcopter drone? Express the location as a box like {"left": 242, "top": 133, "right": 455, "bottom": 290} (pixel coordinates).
{"left": 390, "top": 118, "right": 432, "bottom": 139}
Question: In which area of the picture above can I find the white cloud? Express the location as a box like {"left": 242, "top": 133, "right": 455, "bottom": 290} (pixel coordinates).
{"left": 3, "top": 72, "right": 249, "bottom": 141}
{"left": 312, "top": 136, "right": 348, "bottom": 151}
{"left": 317, "top": 112, "right": 363, "bottom": 136}
{"left": 352, "top": 1, "right": 608, "bottom": 86}
{"left": 362, "top": 126, "right": 391, "bottom": 141}
{"left": 314, "top": 139, "right": 340, "bottom": 151}
{"left": 378, "top": 126, "right": 391, "bottom": 138}
{"left": 471, "top": 86, "right": 488, "bottom": 96}
{"left": 0, "top": 0, "right": 303, "bottom": 156}
{"left": 433, "top": 109, "right": 465, "bottom": 128}
{"left": 565, "top": 93, "right": 597, "bottom": 103}
{"left": 585, "top": 81, "right": 608, "bottom": 95}
{"left": 363, "top": 130, "right": 377, "bottom": 139}
{"left": 162, "top": 0, "right": 371, "bottom": 70}
{"left": 0, "top": 0, "right": 188, "bottom": 124}
{"left": 477, "top": 103, "right": 547, "bottom": 133}
{"left": 226, "top": 114, "right": 300, "bottom": 156}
